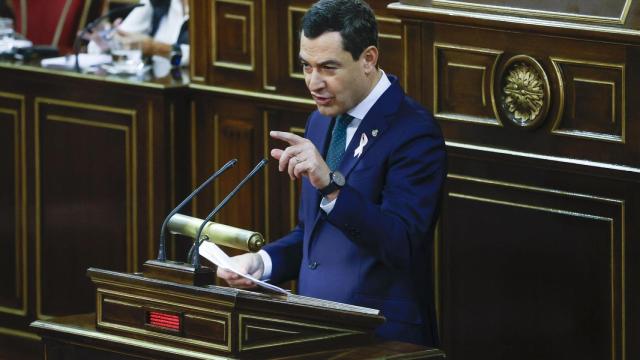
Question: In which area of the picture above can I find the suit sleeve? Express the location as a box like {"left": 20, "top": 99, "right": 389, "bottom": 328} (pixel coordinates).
{"left": 326, "top": 119, "right": 446, "bottom": 273}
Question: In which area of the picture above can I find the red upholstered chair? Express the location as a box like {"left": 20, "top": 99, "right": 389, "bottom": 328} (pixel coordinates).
{"left": 11, "top": 0, "right": 94, "bottom": 53}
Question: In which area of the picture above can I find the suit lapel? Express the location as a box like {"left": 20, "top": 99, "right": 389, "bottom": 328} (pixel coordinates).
{"left": 303, "top": 113, "right": 333, "bottom": 254}
{"left": 307, "top": 114, "right": 333, "bottom": 160}
{"left": 338, "top": 110, "right": 388, "bottom": 178}
{"left": 305, "top": 113, "right": 333, "bottom": 233}
{"left": 338, "top": 78, "right": 404, "bottom": 178}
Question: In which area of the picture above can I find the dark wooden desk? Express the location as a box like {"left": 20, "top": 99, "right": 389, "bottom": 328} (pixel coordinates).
{"left": 33, "top": 314, "right": 445, "bottom": 360}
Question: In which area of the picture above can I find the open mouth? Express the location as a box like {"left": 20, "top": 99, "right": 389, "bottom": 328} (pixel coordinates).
{"left": 312, "top": 95, "right": 333, "bottom": 106}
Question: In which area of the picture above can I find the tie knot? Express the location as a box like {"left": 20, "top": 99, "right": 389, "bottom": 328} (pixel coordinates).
{"left": 336, "top": 113, "right": 353, "bottom": 127}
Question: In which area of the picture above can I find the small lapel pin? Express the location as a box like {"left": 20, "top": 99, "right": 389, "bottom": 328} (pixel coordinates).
{"left": 371, "top": 129, "right": 379, "bottom": 137}
{"left": 354, "top": 133, "right": 368, "bottom": 158}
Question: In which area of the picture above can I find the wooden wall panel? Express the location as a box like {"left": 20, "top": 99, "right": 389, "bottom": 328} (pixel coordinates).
{"left": 440, "top": 153, "right": 627, "bottom": 360}
{"left": 550, "top": 59, "right": 625, "bottom": 142}
{"left": 189, "top": 94, "right": 265, "bottom": 259}
{"left": 422, "top": 24, "right": 639, "bottom": 167}
{"left": 34, "top": 99, "right": 134, "bottom": 317}
{"left": 213, "top": 0, "right": 256, "bottom": 70}
{"left": 189, "top": 90, "right": 312, "bottom": 287}
{"left": 433, "top": 43, "right": 502, "bottom": 125}
{"left": 192, "top": 0, "right": 406, "bottom": 97}
{"left": 389, "top": 1, "right": 640, "bottom": 358}
{"left": 0, "top": 93, "right": 26, "bottom": 318}
{"left": 0, "top": 65, "right": 187, "bottom": 347}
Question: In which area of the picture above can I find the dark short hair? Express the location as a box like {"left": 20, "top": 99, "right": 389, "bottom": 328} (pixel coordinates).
{"left": 301, "top": 0, "right": 378, "bottom": 60}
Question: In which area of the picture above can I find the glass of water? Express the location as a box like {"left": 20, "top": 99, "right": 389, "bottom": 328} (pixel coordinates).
{"left": 109, "top": 36, "right": 144, "bottom": 74}
{"left": 0, "top": 17, "right": 14, "bottom": 53}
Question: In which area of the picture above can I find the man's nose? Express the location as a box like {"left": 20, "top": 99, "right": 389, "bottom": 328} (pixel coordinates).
{"left": 307, "top": 69, "right": 324, "bottom": 91}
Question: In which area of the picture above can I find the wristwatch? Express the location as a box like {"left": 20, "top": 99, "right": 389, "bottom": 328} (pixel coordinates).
{"left": 319, "top": 171, "right": 345, "bottom": 197}
{"left": 170, "top": 44, "right": 182, "bottom": 67}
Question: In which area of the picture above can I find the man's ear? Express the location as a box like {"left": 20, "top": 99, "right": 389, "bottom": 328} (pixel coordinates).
{"left": 361, "top": 46, "right": 379, "bottom": 74}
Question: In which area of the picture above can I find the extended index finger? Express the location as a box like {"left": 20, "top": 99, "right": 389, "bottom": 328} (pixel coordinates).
{"left": 270, "top": 131, "right": 304, "bottom": 146}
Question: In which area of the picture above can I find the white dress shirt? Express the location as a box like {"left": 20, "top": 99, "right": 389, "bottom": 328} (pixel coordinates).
{"left": 259, "top": 71, "right": 392, "bottom": 280}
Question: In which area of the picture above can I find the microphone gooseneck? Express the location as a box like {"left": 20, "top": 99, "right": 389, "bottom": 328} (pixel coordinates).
{"left": 157, "top": 158, "right": 238, "bottom": 261}
{"left": 189, "top": 158, "right": 269, "bottom": 269}
{"left": 73, "top": 3, "right": 145, "bottom": 72}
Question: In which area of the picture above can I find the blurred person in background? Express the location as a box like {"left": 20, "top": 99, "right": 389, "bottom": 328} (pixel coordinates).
{"left": 88, "top": 0, "right": 189, "bottom": 66}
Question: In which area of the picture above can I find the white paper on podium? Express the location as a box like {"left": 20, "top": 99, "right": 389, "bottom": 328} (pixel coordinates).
{"left": 199, "top": 241, "right": 288, "bottom": 295}
{"left": 41, "top": 54, "right": 112, "bottom": 70}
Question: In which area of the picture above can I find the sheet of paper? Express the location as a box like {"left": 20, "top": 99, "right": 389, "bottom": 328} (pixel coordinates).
{"left": 41, "top": 54, "right": 112, "bottom": 70}
{"left": 199, "top": 241, "right": 288, "bottom": 295}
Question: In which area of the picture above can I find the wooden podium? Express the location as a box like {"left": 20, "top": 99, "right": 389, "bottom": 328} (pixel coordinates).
{"left": 31, "top": 265, "right": 445, "bottom": 359}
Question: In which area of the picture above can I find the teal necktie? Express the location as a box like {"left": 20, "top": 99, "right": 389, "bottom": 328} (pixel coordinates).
{"left": 325, "top": 114, "right": 353, "bottom": 171}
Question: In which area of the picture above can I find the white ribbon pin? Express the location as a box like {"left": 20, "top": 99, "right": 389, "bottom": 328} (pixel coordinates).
{"left": 354, "top": 133, "right": 368, "bottom": 158}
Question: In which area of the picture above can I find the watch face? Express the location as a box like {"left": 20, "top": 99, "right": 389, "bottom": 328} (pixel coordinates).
{"left": 332, "top": 171, "right": 346, "bottom": 186}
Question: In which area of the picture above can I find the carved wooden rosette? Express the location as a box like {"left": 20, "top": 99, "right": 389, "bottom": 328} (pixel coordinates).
{"left": 496, "top": 55, "right": 551, "bottom": 128}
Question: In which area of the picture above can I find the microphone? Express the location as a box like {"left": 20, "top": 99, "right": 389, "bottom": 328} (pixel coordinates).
{"left": 157, "top": 159, "right": 238, "bottom": 262}
{"left": 189, "top": 158, "right": 269, "bottom": 269}
{"left": 72, "top": 3, "right": 145, "bottom": 72}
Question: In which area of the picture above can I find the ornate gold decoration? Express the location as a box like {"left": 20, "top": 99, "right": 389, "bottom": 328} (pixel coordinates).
{"left": 503, "top": 63, "right": 544, "bottom": 122}
{"left": 497, "top": 55, "right": 550, "bottom": 128}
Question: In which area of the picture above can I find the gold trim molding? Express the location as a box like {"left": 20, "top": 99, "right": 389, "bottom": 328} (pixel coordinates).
{"left": 238, "top": 314, "right": 361, "bottom": 351}
{"left": 287, "top": 6, "right": 308, "bottom": 80}
{"left": 261, "top": 0, "right": 276, "bottom": 90}
{"left": 31, "top": 321, "right": 226, "bottom": 360}
{"left": 445, "top": 140, "right": 640, "bottom": 174}
{"left": 387, "top": 3, "right": 640, "bottom": 41}
{"left": 0, "top": 326, "right": 39, "bottom": 340}
{"left": 431, "top": 0, "right": 633, "bottom": 25}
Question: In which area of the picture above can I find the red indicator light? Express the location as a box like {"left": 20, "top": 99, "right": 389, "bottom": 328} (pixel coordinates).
{"left": 147, "top": 311, "right": 181, "bottom": 331}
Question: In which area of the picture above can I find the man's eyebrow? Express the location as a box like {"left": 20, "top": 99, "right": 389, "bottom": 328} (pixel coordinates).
{"left": 298, "top": 56, "right": 342, "bottom": 67}
{"left": 319, "top": 60, "right": 342, "bottom": 67}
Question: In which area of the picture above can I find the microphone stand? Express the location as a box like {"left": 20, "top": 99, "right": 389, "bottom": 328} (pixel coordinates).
{"left": 143, "top": 159, "right": 238, "bottom": 286}
{"left": 190, "top": 159, "right": 269, "bottom": 270}
{"left": 157, "top": 159, "right": 237, "bottom": 262}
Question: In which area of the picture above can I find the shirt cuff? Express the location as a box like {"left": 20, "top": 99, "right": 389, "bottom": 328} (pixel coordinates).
{"left": 258, "top": 249, "right": 272, "bottom": 280}
{"left": 320, "top": 196, "right": 336, "bottom": 214}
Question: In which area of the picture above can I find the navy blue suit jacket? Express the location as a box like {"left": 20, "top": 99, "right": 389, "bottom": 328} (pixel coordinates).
{"left": 264, "top": 76, "right": 446, "bottom": 346}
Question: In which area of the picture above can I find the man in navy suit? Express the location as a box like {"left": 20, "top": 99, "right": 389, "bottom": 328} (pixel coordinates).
{"left": 217, "top": 0, "right": 446, "bottom": 346}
